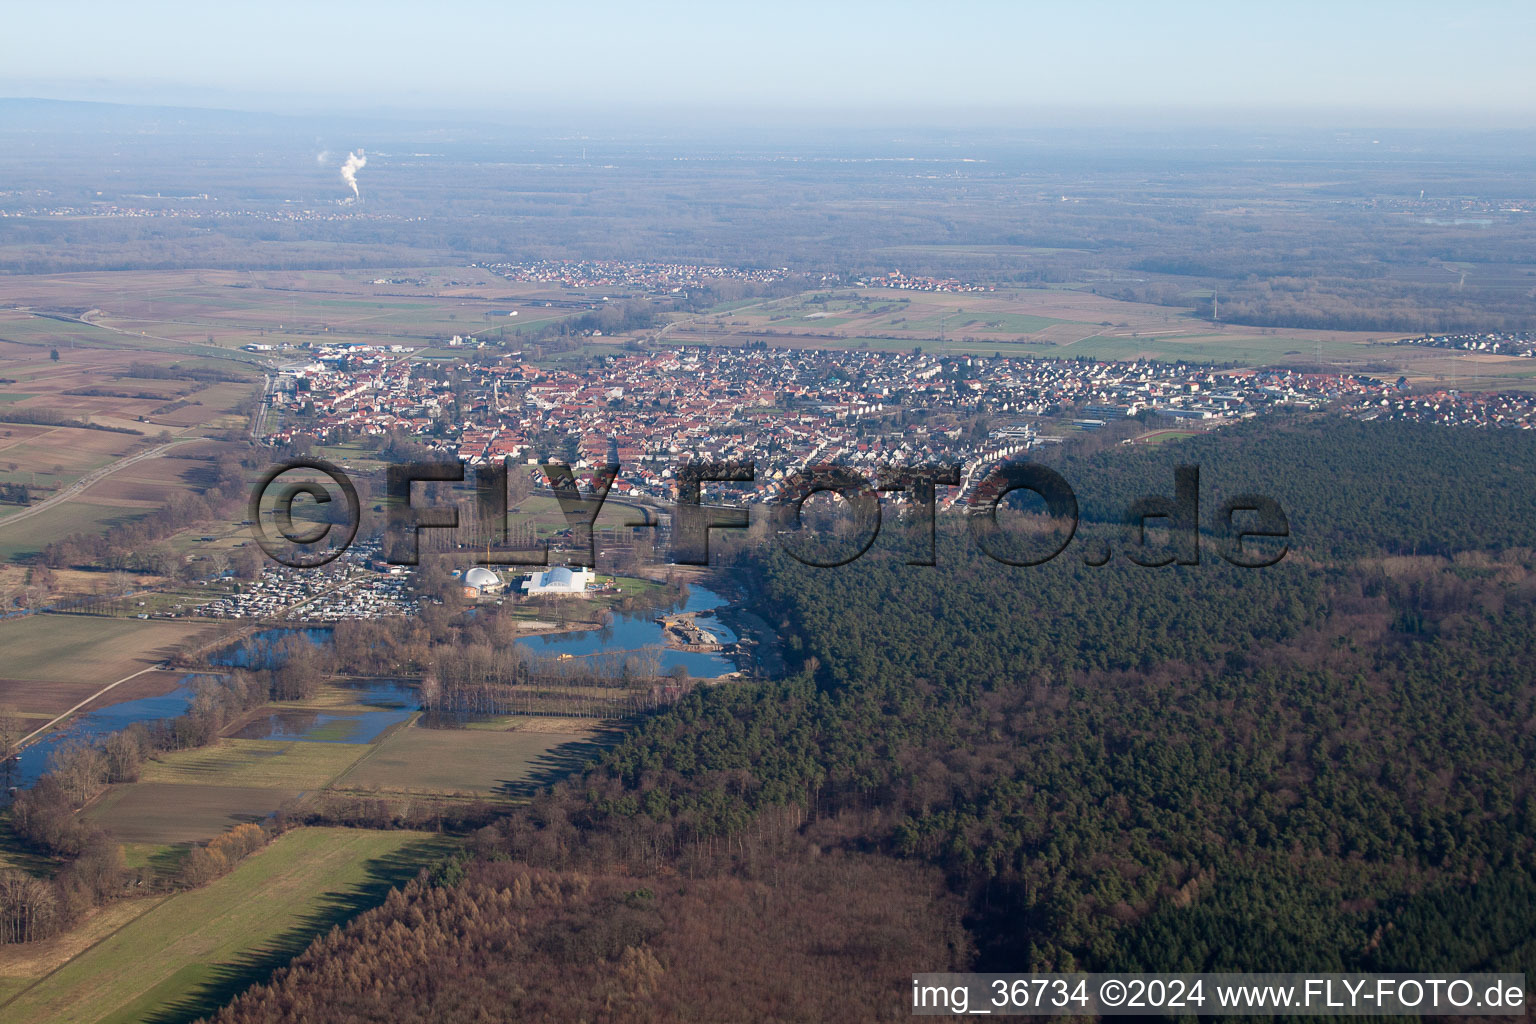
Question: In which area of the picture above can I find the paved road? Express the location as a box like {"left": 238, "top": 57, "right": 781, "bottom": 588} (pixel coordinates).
{"left": 653, "top": 297, "right": 775, "bottom": 344}
{"left": 0, "top": 437, "right": 199, "bottom": 533}
{"left": 249, "top": 372, "right": 274, "bottom": 438}
{"left": 12, "top": 663, "right": 168, "bottom": 751}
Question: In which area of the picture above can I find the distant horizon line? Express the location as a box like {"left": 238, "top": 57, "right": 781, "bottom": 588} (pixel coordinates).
{"left": 4, "top": 92, "right": 1535, "bottom": 134}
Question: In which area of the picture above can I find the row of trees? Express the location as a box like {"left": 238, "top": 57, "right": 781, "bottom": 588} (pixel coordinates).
{"left": 0, "top": 871, "right": 57, "bottom": 944}
{"left": 0, "top": 840, "right": 130, "bottom": 946}
{"left": 178, "top": 823, "right": 270, "bottom": 888}
{"left": 38, "top": 447, "right": 257, "bottom": 576}
{"left": 0, "top": 818, "right": 273, "bottom": 946}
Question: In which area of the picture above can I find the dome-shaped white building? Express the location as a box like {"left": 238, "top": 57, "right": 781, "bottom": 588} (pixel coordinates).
{"left": 462, "top": 566, "right": 505, "bottom": 596}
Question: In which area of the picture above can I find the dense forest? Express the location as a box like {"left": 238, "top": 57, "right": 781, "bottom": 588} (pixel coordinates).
{"left": 205, "top": 416, "right": 1536, "bottom": 1021}
{"left": 1043, "top": 415, "right": 1536, "bottom": 560}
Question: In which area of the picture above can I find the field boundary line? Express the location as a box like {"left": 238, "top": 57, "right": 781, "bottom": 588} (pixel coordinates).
{"left": 0, "top": 895, "right": 167, "bottom": 1013}
{"left": 323, "top": 711, "right": 420, "bottom": 790}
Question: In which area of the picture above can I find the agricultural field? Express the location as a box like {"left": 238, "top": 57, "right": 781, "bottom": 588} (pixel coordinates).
{"left": 0, "top": 615, "right": 199, "bottom": 684}
{"left": 0, "top": 334, "right": 258, "bottom": 433}
{"left": 660, "top": 286, "right": 1454, "bottom": 374}
{"left": 4, "top": 618, "right": 562, "bottom": 845}
{"left": 81, "top": 783, "right": 300, "bottom": 844}
{"left": 0, "top": 895, "right": 169, "bottom": 1006}
{"left": 138, "top": 737, "right": 373, "bottom": 790}
{"left": 0, "top": 616, "right": 206, "bottom": 718}
{"left": 0, "top": 306, "right": 241, "bottom": 363}
{"left": 0, "top": 267, "right": 580, "bottom": 357}
{"left": 61, "top": 671, "right": 624, "bottom": 848}
{"left": 0, "top": 669, "right": 192, "bottom": 732}
{"left": 332, "top": 718, "right": 619, "bottom": 797}
{"left": 0, "top": 501, "right": 150, "bottom": 561}
{"left": 77, "top": 682, "right": 407, "bottom": 845}
{"left": 0, "top": 323, "right": 257, "bottom": 557}
{"left": 505, "top": 492, "right": 659, "bottom": 540}
{"left": 0, "top": 420, "right": 141, "bottom": 492}
{"left": 0, "top": 827, "right": 454, "bottom": 1024}
{"left": 7, "top": 268, "right": 1520, "bottom": 402}
{"left": 0, "top": 441, "right": 232, "bottom": 535}
{"left": 65, "top": 441, "right": 231, "bottom": 508}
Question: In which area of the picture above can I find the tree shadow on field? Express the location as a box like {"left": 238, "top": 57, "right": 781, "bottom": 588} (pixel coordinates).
{"left": 145, "top": 842, "right": 193, "bottom": 882}
{"left": 497, "top": 723, "right": 627, "bottom": 799}
{"left": 142, "top": 837, "right": 450, "bottom": 1024}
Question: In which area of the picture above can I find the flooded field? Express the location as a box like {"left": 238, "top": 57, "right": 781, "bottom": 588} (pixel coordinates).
{"left": 228, "top": 681, "right": 415, "bottom": 743}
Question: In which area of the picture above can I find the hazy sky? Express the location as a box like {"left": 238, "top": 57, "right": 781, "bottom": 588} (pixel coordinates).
{"left": 3, "top": 0, "right": 1532, "bottom": 118}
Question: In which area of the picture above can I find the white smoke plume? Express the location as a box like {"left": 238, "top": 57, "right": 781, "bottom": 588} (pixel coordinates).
{"left": 316, "top": 150, "right": 332, "bottom": 166}
{"left": 340, "top": 149, "right": 367, "bottom": 197}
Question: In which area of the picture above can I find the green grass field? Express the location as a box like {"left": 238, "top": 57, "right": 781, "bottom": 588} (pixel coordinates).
{"left": 0, "top": 311, "right": 251, "bottom": 363}
{"left": 0, "top": 977, "right": 33, "bottom": 1004}
{"left": 140, "top": 738, "right": 373, "bottom": 789}
{"left": 333, "top": 721, "right": 615, "bottom": 796}
{"left": 0, "top": 827, "right": 454, "bottom": 1024}
{"left": 268, "top": 682, "right": 412, "bottom": 715}
{"left": 786, "top": 314, "right": 854, "bottom": 326}
{"left": 0, "top": 615, "right": 199, "bottom": 685}
{"left": 705, "top": 297, "right": 771, "bottom": 313}
{"left": 0, "top": 500, "right": 151, "bottom": 560}
{"left": 507, "top": 493, "right": 657, "bottom": 540}
{"left": 902, "top": 312, "right": 1069, "bottom": 333}
{"left": 1139, "top": 430, "right": 1200, "bottom": 445}
{"left": 119, "top": 842, "right": 192, "bottom": 880}
{"left": 822, "top": 335, "right": 1052, "bottom": 355}
{"left": 1056, "top": 331, "right": 1369, "bottom": 364}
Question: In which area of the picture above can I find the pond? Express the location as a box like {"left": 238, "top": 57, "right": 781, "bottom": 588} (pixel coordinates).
{"left": 516, "top": 584, "right": 738, "bottom": 677}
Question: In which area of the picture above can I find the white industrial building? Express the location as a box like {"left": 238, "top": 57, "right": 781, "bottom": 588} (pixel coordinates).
{"left": 520, "top": 566, "right": 594, "bottom": 597}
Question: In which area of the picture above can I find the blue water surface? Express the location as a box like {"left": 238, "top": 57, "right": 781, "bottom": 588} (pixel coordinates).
{"left": 516, "top": 584, "right": 737, "bottom": 676}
